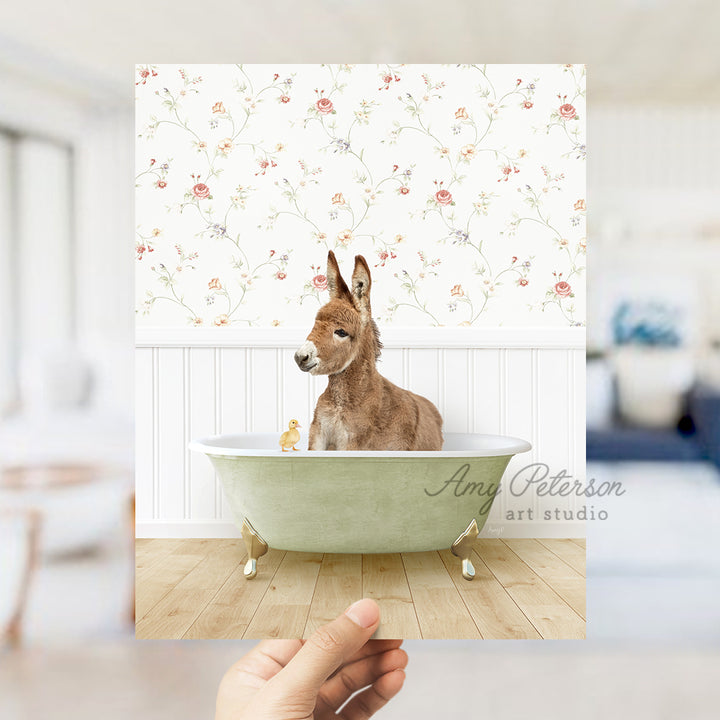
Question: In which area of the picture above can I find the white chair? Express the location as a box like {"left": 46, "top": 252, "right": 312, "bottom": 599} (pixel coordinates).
{"left": 0, "top": 509, "right": 41, "bottom": 647}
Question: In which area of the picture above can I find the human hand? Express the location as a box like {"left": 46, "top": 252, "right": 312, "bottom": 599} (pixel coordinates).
{"left": 215, "top": 598, "right": 407, "bottom": 719}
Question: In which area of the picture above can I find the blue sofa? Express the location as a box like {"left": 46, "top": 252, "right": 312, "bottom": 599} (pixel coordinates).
{"left": 587, "top": 384, "right": 720, "bottom": 467}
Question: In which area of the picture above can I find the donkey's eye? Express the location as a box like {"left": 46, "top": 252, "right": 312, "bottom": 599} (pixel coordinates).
{"left": 334, "top": 329, "right": 349, "bottom": 338}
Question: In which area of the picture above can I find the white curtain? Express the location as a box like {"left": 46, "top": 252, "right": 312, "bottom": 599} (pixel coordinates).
{"left": 0, "top": 131, "right": 73, "bottom": 416}
{"left": 0, "top": 133, "right": 16, "bottom": 415}
{"left": 17, "top": 137, "right": 73, "bottom": 356}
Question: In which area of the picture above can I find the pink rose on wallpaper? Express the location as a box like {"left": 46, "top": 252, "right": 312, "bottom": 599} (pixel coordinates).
{"left": 136, "top": 66, "right": 157, "bottom": 86}
{"left": 455, "top": 107, "right": 468, "bottom": 120}
{"left": 331, "top": 192, "right": 345, "bottom": 205}
{"left": 338, "top": 229, "right": 353, "bottom": 244}
{"left": 554, "top": 281, "right": 572, "bottom": 297}
{"left": 375, "top": 250, "right": 396, "bottom": 268}
{"left": 208, "top": 278, "right": 222, "bottom": 290}
{"left": 574, "top": 199, "right": 586, "bottom": 211}
{"left": 255, "top": 158, "right": 277, "bottom": 176}
{"left": 523, "top": 100, "right": 533, "bottom": 109}
{"left": 192, "top": 183, "right": 210, "bottom": 199}
{"left": 156, "top": 180, "right": 167, "bottom": 189}
{"left": 214, "top": 314, "right": 229, "bottom": 326}
{"left": 518, "top": 278, "right": 529, "bottom": 287}
{"left": 450, "top": 284, "right": 464, "bottom": 297}
{"left": 435, "top": 189, "right": 453, "bottom": 205}
{"left": 280, "top": 95, "right": 290, "bottom": 103}
{"left": 276, "top": 271, "right": 287, "bottom": 280}
{"left": 212, "top": 101, "right": 225, "bottom": 114}
{"left": 559, "top": 103, "right": 577, "bottom": 119}
{"left": 316, "top": 97, "right": 334, "bottom": 114}
{"left": 312, "top": 274, "right": 328, "bottom": 291}
{"left": 399, "top": 186, "right": 410, "bottom": 195}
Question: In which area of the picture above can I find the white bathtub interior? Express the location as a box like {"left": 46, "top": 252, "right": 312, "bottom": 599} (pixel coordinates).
{"left": 190, "top": 432, "right": 532, "bottom": 457}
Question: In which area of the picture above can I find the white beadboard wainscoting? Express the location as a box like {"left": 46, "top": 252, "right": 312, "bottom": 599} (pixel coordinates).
{"left": 136, "top": 327, "right": 586, "bottom": 539}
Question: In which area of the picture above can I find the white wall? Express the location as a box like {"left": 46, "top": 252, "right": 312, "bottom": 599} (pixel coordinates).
{"left": 589, "top": 105, "right": 720, "bottom": 357}
{"left": 135, "top": 327, "right": 585, "bottom": 539}
{"left": 74, "top": 108, "right": 134, "bottom": 414}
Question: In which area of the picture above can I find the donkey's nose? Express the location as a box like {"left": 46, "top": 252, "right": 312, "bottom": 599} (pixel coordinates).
{"left": 294, "top": 340, "right": 317, "bottom": 372}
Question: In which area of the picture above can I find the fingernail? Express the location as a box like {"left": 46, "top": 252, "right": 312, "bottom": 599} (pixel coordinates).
{"left": 344, "top": 598, "right": 379, "bottom": 628}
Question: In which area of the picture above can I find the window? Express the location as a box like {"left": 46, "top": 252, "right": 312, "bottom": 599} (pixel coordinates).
{"left": 0, "top": 128, "right": 74, "bottom": 415}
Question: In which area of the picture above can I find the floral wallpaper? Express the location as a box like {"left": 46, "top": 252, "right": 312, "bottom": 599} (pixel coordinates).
{"left": 135, "top": 64, "right": 585, "bottom": 328}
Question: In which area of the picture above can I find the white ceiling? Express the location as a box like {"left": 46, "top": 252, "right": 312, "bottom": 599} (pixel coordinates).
{"left": 1, "top": 0, "right": 719, "bottom": 105}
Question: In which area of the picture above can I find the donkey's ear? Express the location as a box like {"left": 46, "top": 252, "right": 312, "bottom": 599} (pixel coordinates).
{"left": 351, "top": 255, "right": 372, "bottom": 317}
{"left": 326, "top": 250, "right": 351, "bottom": 301}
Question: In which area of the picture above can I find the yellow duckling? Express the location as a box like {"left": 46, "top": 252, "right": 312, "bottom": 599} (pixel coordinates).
{"left": 279, "top": 419, "right": 302, "bottom": 452}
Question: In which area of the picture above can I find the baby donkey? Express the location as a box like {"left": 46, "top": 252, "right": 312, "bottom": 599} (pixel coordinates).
{"left": 294, "top": 251, "right": 443, "bottom": 451}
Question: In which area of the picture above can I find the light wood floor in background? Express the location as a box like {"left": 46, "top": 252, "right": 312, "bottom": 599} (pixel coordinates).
{"left": 135, "top": 538, "right": 585, "bottom": 640}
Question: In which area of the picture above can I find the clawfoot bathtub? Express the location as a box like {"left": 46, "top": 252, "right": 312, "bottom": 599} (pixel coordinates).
{"left": 190, "top": 433, "right": 531, "bottom": 580}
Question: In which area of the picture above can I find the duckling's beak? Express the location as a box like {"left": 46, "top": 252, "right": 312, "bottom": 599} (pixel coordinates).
{"left": 296, "top": 423, "right": 302, "bottom": 428}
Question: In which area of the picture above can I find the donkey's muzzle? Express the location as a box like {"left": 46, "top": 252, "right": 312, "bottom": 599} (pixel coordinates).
{"left": 294, "top": 350, "right": 310, "bottom": 370}
{"left": 294, "top": 341, "right": 318, "bottom": 372}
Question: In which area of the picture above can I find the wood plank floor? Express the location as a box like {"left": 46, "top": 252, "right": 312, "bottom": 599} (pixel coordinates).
{"left": 135, "top": 538, "right": 585, "bottom": 640}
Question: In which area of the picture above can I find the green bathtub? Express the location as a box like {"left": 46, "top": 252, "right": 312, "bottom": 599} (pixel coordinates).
{"left": 190, "top": 432, "right": 531, "bottom": 580}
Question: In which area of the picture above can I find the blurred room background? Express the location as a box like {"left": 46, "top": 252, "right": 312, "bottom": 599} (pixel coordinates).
{"left": 1, "top": 1, "right": 719, "bottom": 717}
{"left": 587, "top": 104, "right": 720, "bottom": 641}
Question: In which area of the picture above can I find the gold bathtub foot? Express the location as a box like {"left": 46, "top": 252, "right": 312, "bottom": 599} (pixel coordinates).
{"left": 241, "top": 518, "right": 268, "bottom": 579}
{"left": 451, "top": 518, "right": 479, "bottom": 581}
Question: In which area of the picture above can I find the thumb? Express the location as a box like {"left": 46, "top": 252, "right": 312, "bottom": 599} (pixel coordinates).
{"left": 271, "top": 599, "right": 380, "bottom": 698}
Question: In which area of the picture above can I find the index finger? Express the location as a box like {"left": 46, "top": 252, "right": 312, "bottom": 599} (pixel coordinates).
{"left": 327, "top": 639, "right": 403, "bottom": 679}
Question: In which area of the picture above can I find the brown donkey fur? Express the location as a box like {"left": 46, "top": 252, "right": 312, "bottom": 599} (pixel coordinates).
{"left": 294, "top": 251, "right": 443, "bottom": 451}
